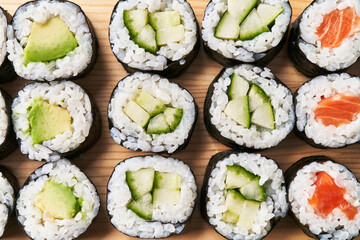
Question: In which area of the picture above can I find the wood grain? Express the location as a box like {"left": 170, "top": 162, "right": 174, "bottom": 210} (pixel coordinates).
{"left": 1, "top": 0, "right": 360, "bottom": 239}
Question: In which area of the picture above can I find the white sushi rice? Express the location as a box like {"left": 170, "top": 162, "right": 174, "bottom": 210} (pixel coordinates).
{"left": 209, "top": 65, "right": 294, "bottom": 149}
{"left": 202, "top": 0, "right": 291, "bottom": 62}
{"left": 206, "top": 152, "right": 288, "bottom": 239}
{"left": 6, "top": 0, "right": 93, "bottom": 81}
{"left": 0, "top": 92, "right": 8, "bottom": 146}
{"left": 108, "top": 72, "right": 196, "bottom": 154}
{"left": 289, "top": 160, "right": 360, "bottom": 239}
{"left": 109, "top": 0, "right": 197, "bottom": 71}
{"left": 296, "top": 73, "right": 360, "bottom": 148}
{"left": 107, "top": 155, "right": 197, "bottom": 238}
{"left": 0, "top": 8, "right": 7, "bottom": 65}
{"left": 12, "top": 81, "right": 93, "bottom": 162}
{"left": 0, "top": 171, "right": 14, "bottom": 237}
{"left": 299, "top": 0, "right": 360, "bottom": 71}
{"left": 16, "top": 159, "right": 100, "bottom": 240}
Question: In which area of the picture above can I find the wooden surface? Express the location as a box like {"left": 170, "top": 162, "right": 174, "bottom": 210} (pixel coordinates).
{"left": 1, "top": 0, "right": 360, "bottom": 239}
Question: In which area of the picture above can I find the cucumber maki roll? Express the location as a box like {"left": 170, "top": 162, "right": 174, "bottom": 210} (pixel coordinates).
{"left": 107, "top": 155, "right": 197, "bottom": 238}
{"left": 201, "top": 0, "right": 292, "bottom": 67}
{"left": 285, "top": 155, "right": 360, "bottom": 239}
{"left": 6, "top": 0, "right": 97, "bottom": 81}
{"left": 109, "top": 0, "right": 200, "bottom": 78}
{"left": 16, "top": 159, "right": 100, "bottom": 240}
{"left": 108, "top": 72, "right": 197, "bottom": 154}
{"left": 0, "top": 88, "right": 16, "bottom": 160}
{"left": 288, "top": 0, "right": 360, "bottom": 77}
{"left": 201, "top": 151, "right": 288, "bottom": 240}
{"left": 204, "top": 64, "right": 294, "bottom": 150}
{"left": 12, "top": 81, "right": 100, "bottom": 162}
{"left": 294, "top": 73, "right": 360, "bottom": 148}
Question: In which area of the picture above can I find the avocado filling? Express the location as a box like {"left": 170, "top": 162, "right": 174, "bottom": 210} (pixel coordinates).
{"left": 24, "top": 16, "right": 78, "bottom": 62}
{"left": 28, "top": 99, "right": 72, "bottom": 145}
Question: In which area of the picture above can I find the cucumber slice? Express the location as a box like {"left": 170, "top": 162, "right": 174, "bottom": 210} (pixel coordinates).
{"left": 133, "top": 24, "right": 158, "bottom": 54}
{"left": 123, "top": 9, "right": 149, "bottom": 38}
{"left": 153, "top": 189, "right": 181, "bottom": 205}
{"left": 149, "top": 11, "right": 181, "bottom": 30}
{"left": 128, "top": 193, "right": 154, "bottom": 220}
{"left": 154, "top": 171, "right": 181, "bottom": 189}
{"left": 225, "top": 165, "right": 255, "bottom": 189}
{"left": 248, "top": 83, "right": 270, "bottom": 112}
{"left": 240, "top": 176, "right": 266, "bottom": 201}
{"left": 237, "top": 199, "right": 260, "bottom": 230}
{"left": 222, "top": 210, "right": 239, "bottom": 224}
{"left": 215, "top": 11, "right": 240, "bottom": 40}
{"left": 225, "top": 189, "right": 245, "bottom": 215}
{"left": 224, "top": 97, "right": 250, "bottom": 128}
{"left": 228, "top": 74, "right": 250, "bottom": 100}
{"left": 163, "top": 107, "right": 183, "bottom": 131}
{"left": 123, "top": 101, "right": 150, "bottom": 128}
{"left": 136, "top": 91, "right": 165, "bottom": 117}
{"left": 239, "top": 9, "right": 269, "bottom": 41}
{"left": 126, "top": 168, "right": 155, "bottom": 200}
{"left": 156, "top": 25, "right": 185, "bottom": 46}
{"left": 251, "top": 102, "right": 275, "bottom": 130}
{"left": 228, "top": 0, "right": 258, "bottom": 24}
{"left": 147, "top": 114, "right": 171, "bottom": 134}
{"left": 257, "top": 4, "right": 283, "bottom": 27}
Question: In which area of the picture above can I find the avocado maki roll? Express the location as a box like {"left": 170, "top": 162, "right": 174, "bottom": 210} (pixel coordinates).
{"left": 108, "top": 72, "right": 197, "bottom": 154}
{"left": 204, "top": 64, "right": 294, "bottom": 150}
{"left": 285, "top": 155, "right": 360, "bottom": 239}
{"left": 288, "top": 0, "right": 360, "bottom": 77}
{"left": 16, "top": 159, "right": 100, "bottom": 240}
{"left": 201, "top": 0, "right": 291, "bottom": 67}
{"left": 107, "top": 155, "right": 197, "bottom": 238}
{"left": 12, "top": 80, "right": 100, "bottom": 162}
{"left": 6, "top": 0, "right": 97, "bottom": 81}
{"left": 0, "top": 88, "right": 16, "bottom": 160}
{"left": 109, "top": 0, "right": 200, "bottom": 78}
{"left": 201, "top": 151, "right": 288, "bottom": 240}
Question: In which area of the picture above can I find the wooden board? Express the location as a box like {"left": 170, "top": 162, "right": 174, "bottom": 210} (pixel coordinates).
{"left": 1, "top": 0, "right": 360, "bottom": 239}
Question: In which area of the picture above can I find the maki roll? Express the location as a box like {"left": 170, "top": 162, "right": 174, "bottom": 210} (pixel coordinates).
{"left": 288, "top": 0, "right": 360, "bottom": 78}
{"left": 0, "top": 88, "right": 16, "bottom": 160}
{"left": 285, "top": 155, "right": 360, "bottom": 239}
{"left": 12, "top": 81, "right": 100, "bottom": 162}
{"left": 107, "top": 155, "right": 197, "bottom": 238}
{"left": 201, "top": 151, "right": 288, "bottom": 239}
{"left": 16, "top": 159, "right": 100, "bottom": 239}
{"left": 204, "top": 64, "right": 294, "bottom": 150}
{"left": 109, "top": 0, "right": 200, "bottom": 78}
{"left": 201, "top": 0, "right": 291, "bottom": 67}
{"left": 6, "top": 0, "right": 97, "bottom": 81}
{"left": 108, "top": 72, "right": 197, "bottom": 154}
{"left": 294, "top": 73, "right": 360, "bottom": 148}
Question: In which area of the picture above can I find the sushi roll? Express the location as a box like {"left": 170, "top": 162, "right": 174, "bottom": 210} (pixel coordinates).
{"left": 285, "top": 155, "right": 360, "bottom": 239}
{"left": 0, "top": 6, "right": 16, "bottom": 83}
{"left": 12, "top": 80, "right": 100, "bottom": 162}
{"left": 0, "top": 88, "right": 16, "bottom": 160}
{"left": 107, "top": 155, "right": 197, "bottom": 238}
{"left": 0, "top": 166, "right": 18, "bottom": 238}
{"left": 201, "top": 150, "right": 288, "bottom": 239}
{"left": 6, "top": 0, "right": 97, "bottom": 81}
{"left": 108, "top": 72, "right": 197, "bottom": 154}
{"left": 294, "top": 73, "right": 360, "bottom": 148}
{"left": 109, "top": 0, "right": 200, "bottom": 78}
{"left": 201, "top": 0, "right": 292, "bottom": 67}
{"left": 204, "top": 64, "right": 294, "bottom": 150}
{"left": 16, "top": 159, "right": 100, "bottom": 240}
{"left": 288, "top": 0, "right": 360, "bottom": 78}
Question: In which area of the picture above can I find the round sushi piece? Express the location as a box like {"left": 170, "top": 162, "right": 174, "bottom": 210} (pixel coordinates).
{"left": 16, "top": 159, "right": 100, "bottom": 240}
{"left": 12, "top": 80, "right": 100, "bottom": 162}
{"left": 108, "top": 72, "right": 197, "bottom": 154}
{"left": 204, "top": 64, "right": 295, "bottom": 151}
{"left": 0, "top": 88, "right": 16, "bottom": 160}
{"left": 294, "top": 73, "right": 360, "bottom": 148}
{"left": 285, "top": 155, "right": 360, "bottom": 239}
{"left": 288, "top": 0, "right": 360, "bottom": 78}
{"left": 107, "top": 155, "right": 197, "bottom": 238}
{"left": 109, "top": 0, "right": 200, "bottom": 78}
{"left": 6, "top": 0, "right": 97, "bottom": 81}
{"left": 0, "top": 166, "right": 18, "bottom": 238}
{"left": 201, "top": 150, "right": 288, "bottom": 240}
{"left": 201, "top": 0, "right": 292, "bottom": 67}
